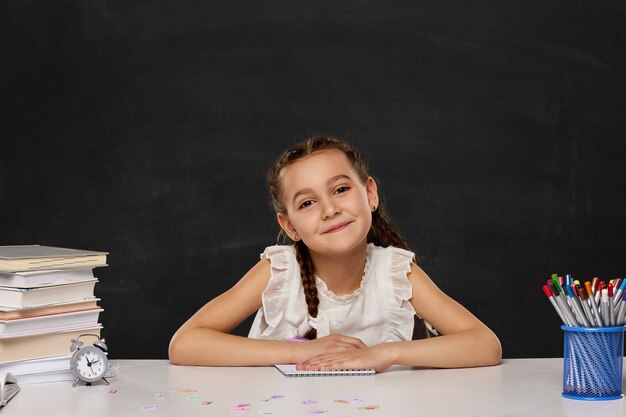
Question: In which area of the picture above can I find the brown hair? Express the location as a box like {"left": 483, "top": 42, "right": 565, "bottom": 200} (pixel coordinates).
{"left": 267, "top": 136, "right": 412, "bottom": 339}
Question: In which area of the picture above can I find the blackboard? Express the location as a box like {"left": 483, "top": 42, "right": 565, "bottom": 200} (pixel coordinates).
{"left": 2, "top": 0, "right": 625, "bottom": 359}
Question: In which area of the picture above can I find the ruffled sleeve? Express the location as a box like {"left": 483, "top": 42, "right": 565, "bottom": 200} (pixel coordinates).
{"left": 380, "top": 246, "right": 417, "bottom": 342}
{"left": 248, "top": 245, "right": 303, "bottom": 339}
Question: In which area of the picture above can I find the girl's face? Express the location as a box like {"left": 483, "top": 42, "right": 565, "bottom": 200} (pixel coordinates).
{"left": 277, "top": 149, "right": 379, "bottom": 256}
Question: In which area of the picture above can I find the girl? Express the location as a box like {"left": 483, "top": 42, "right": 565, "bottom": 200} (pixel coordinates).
{"left": 169, "top": 136, "right": 501, "bottom": 372}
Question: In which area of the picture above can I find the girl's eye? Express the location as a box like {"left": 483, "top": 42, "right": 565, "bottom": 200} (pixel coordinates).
{"left": 335, "top": 186, "right": 350, "bottom": 194}
{"left": 299, "top": 200, "right": 313, "bottom": 209}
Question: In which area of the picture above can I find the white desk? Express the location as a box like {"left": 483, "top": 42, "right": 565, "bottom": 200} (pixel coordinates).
{"left": 2, "top": 359, "right": 625, "bottom": 416}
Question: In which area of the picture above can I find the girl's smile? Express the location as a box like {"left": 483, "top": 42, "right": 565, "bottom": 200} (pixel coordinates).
{"left": 322, "top": 221, "right": 353, "bottom": 234}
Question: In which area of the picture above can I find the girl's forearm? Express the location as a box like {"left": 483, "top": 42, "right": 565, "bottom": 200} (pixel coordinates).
{"left": 385, "top": 328, "right": 502, "bottom": 368}
{"left": 169, "top": 328, "right": 297, "bottom": 366}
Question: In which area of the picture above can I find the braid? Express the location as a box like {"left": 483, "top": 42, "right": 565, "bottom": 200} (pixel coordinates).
{"left": 294, "top": 240, "right": 319, "bottom": 339}
{"left": 368, "top": 206, "right": 411, "bottom": 252}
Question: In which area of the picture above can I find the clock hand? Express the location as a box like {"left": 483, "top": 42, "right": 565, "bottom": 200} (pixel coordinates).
{"left": 91, "top": 359, "right": 101, "bottom": 365}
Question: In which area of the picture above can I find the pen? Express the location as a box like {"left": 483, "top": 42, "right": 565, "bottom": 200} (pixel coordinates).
{"left": 551, "top": 275, "right": 563, "bottom": 295}
{"left": 565, "top": 274, "right": 573, "bottom": 286}
{"left": 547, "top": 280, "right": 577, "bottom": 326}
{"left": 584, "top": 281, "right": 601, "bottom": 326}
{"left": 595, "top": 281, "right": 605, "bottom": 305}
{"left": 576, "top": 286, "right": 596, "bottom": 327}
{"left": 613, "top": 279, "right": 626, "bottom": 311}
{"left": 591, "top": 277, "right": 599, "bottom": 294}
{"left": 543, "top": 284, "right": 568, "bottom": 325}
{"left": 616, "top": 292, "right": 626, "bottom": 326}
{"left": 608, "top": 283, "right": 616, "bottom": 326}
{"left": 600, "top": 289, "right": 610, "bottom": 327}
{"left": 554, "top": 288, "right": 579, "bottom": 327}
{"left": 566, "top": 285, "right": 590, "bottom": 327}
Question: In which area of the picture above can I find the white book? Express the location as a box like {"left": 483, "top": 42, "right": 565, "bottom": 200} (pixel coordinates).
{"left": 14, "top": 369, "right": 75, "bottom": 385}
{"left": 274, "top": 364, "right": 375, "bottom": 377}
{"left": 15, "top": 368, "right": 113, "bottom": 385}
{"left": 0, "top": 354, "right": 71, "bottom": 376}
{"left": 0, "top": 309, "right": 102, "bottom": 337}
{"left": 0, "top": 279, "right": 97, "bottom": 309}
{"left": 0, "top": 269, "right": 95, "bottom": 288}
{"left": 0, "top": 245, "right": 107, "bottom": 273}
{"left": 0, "top": 372, "right": 19, "bottom": 406}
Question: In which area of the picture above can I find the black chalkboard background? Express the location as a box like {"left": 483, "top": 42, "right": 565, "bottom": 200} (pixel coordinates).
{"left": 2, "top": 0, "right": 625, "bottom": 359}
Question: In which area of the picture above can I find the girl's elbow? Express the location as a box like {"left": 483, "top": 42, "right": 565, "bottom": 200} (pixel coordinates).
{"left": 482, "top": 331, "right": 502, "bottom": 366}
{"left": 168, "top": 332, "right": 190, "bottom": 365}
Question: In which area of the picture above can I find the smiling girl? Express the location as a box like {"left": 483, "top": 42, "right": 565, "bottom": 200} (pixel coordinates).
{"left": 169, "top": 136, "right": 501, "bottom": 372}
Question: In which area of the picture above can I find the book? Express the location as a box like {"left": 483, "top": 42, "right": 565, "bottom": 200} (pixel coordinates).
{"left": 15, "top": 367, "right": 113, "bottom": 385}
{"left": 0, "top": 245, "right": 107, "bottom": 273}
{"left": 0, "top": 354, "right": 71, "bottom": 376}
{"left": 0, "top": 308, "right": 102, "bottom": 337}
{"left": 0, "top": 326, "right": 102, "bottom": 363}
{"left": 0, "top": 299, "right": 100, "bottom": 320}
{"left": 274, "top": 364, "right": 375, "bottom": 377}
{"left": 13, "top": 369, "right": 74, "bottom": 385}
{"left": 0, "top": 279, "right": 97, "bottom": 309}
{"left": 0, "top": 373, "right": 19, "bottom": 406}
{"left": 0, "top": 268, "right": 95, "bottom": 288}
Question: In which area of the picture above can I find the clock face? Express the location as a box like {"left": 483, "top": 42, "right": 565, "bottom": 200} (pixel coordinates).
{"left": 70, "top": 346, "right": 108, "bottom": 383}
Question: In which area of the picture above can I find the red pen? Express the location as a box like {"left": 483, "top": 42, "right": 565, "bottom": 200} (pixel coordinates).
{"left": 543, "top": 284, "right": 567, "bottom": 325}
{"left": 595, "top": 281, "right": 605, "bottom": 305}
{"left": 614, "top": 278, "right": 622, "bottom": 292}
{"left": 608, "top": 283, "right": 616, "bottom": 325}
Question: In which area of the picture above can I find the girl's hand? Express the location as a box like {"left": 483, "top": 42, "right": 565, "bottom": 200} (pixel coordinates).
{"left": 292, "top": 333, "right": 366, "bottom": 363}
{"left": 296, "top": 344, "right": 394, "bottom": 373}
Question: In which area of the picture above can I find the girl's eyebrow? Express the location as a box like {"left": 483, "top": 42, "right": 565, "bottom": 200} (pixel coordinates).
{"left": 291, "top": 174, "right": 352, "bottom": 206}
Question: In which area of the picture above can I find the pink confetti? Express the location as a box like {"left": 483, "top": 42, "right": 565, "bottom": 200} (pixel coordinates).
{"left": 108, "top": 387, "right": 118, "bottom": 394}
{"left": 228, "top": 406, "right": 250, "bottom": 413}
{"left": 237, "top": 403, "right": 252, "bottom": 407}
{"left": 270, "top": 395, "right": 285, "bottom": 399}
{"left": 140, "top": 404, "right": 158, "bottom": 411}
{"left": 302, "top": 400, "right": 318, "bottom": 405}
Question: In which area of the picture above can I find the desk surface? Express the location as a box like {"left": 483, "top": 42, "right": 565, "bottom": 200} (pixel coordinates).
{"left": 2, "top": 358, "right": 625, "bottom": 416}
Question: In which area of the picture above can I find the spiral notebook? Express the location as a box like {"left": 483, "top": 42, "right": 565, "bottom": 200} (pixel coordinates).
{"left": 274, "top": 364, "right": 375, "bottom": 377}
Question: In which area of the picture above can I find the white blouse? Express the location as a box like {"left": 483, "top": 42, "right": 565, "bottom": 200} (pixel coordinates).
{"left": 248, "top": 243, "right": 417, "bottom": 346}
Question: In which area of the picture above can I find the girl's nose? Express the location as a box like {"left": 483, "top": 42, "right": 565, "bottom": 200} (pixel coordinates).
{"left": 321, "top": 201, "right": 341, "bottom": 220}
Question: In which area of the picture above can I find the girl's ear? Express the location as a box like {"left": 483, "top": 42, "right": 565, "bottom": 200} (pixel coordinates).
{"left": 366, "top": 176, "right": 379, "bottom": 210}
{"left": 277, "top": 212, "right": 298, "bottom": 239}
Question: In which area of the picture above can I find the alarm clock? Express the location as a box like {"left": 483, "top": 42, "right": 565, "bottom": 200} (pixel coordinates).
{"left": 69, "top": 334, "right": 109, "bottom": 387}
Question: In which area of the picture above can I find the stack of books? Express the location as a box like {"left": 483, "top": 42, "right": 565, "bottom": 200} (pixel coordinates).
{"left": 0, "top": 245, "right": 108, "bottom": 384}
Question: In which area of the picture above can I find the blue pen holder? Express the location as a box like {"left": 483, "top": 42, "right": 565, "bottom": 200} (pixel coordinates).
{"left": 562, "top": 325, "right": 626, "bottom": 400}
